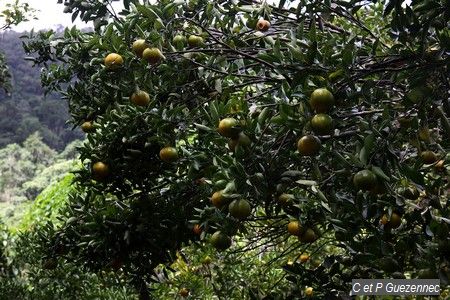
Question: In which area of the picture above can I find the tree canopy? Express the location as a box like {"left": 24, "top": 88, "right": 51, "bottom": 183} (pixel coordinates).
{"left": 3, "top": 0, "right": 449, "bottom": 298}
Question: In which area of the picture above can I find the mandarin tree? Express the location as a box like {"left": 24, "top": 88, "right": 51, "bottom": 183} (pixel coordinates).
{"left": 24, "top": 0, "right": 449, "bottom": 298}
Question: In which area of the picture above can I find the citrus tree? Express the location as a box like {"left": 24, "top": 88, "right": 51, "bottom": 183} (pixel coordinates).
{"left": 23, "top": 0, "right": 449, "bottom": 298}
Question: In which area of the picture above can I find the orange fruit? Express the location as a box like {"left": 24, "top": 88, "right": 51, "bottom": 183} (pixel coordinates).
{"left": 278, "top": 193, "right": 294, "bottom": 206}
{"left": 287, "top": 221, "right": 302, "bottom": 236}
{"left": 389, "top": 212, "right": 402, "bottom": 229}
{"left": 380, "top": 214, "right": 389, "bottom": 225}
{"left": 172, "top": 34, "right": 186, "bottom": 50}
{"left": 159, "top": 147, "right": 178, "bottom": 163}
{"left": 299, "top": 228, "right": 317, "bottom": 243}
{"left": 202, "top": 256, "right": 212, "bottom": 264}
{"left": 92, "top": 162, "right": 110, "bottom": 180}
{"left": 142, "top": 47, "right": 164, "bottom": 64}
{"left": 130, "top": 90, "right": 150, "bottom": 106}
{"left": 310, "top": 113, "right": 333, "bottom": 135}
{"left": 310, "top": 88, "right": 335, "bottom": 113}
{"left": 256, "top": 19, "right": 270, "bottom": 31}
{"left": 179, "top": 288, "right": 189, "bottom": 297}
{"left": 299, "top": 254, "right": 309, "bottom": 263}
{"left": 104, "top": 53, "right": 123, "bottom": 70}
{"left": 418, "top": 126, "right": 431, "bottom": 142}
{"left": 81, "top": 121, "right": 94, "bottom": 133}
{"left": 218, "top": 118, "right": 239, "bottom": 138}
{"left": 353, "top": 170, "right": 377, "bottom": 191}
{"left": 421, "top": 150, "right": 437, "bottom": 164}
{"left": 228, "top": 132, "right": 251, "bottom": 152}
{"left": 173, "top": 34, "right": 186, "bottom": 44}
{"left": 188, "top": 35, "right": 204, "bottom": 47}
{"left": 132, "top": 39, "right": 148, "bottom": 57}
{"left": 211, "top": 191, "right": 226, "bottom": 208}
{"left": 435, "top": 159, "right": 446, "bottom": 171}
{"left": 305, "top": 287, "right": 313, "bottom": 297}
{"left": 210, "top": 231, "right": 232, "bottom": 250}
{"left": 228, "top": 199, "right": 251, "bottom": 220}
{"left": 297, "top": 135, "right": 321, "bottom": 156}
{"left": 193, "top": 224, "right": 202, "bottom": 235}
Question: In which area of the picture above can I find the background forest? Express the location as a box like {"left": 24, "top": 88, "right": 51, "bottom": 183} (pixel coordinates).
{"left": 0, "top": 29, "right": 81, "bottom": 150}
{"left": 0, "top": 28, "right": 81, "bottom": 227}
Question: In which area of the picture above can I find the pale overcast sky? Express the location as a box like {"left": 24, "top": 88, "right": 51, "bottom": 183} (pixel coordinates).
{"left": 1, "top": 0, "right": 412, "bottom": 32}
{"left": 0, "top": 0, "right": 124, "bottom": 31}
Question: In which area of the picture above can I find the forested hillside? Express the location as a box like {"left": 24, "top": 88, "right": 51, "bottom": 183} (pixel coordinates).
{"left": 0, "top": 30, "right": 81, "bottom": 150}
{"left": 0, "top": 133, "right": 81, "bottom": 227}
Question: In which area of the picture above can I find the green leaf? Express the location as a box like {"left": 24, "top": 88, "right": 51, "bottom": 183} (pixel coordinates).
{"left": 371, "top": 166, "right": 390, "bottom": 182}
{"left": 257, "top": 107, "right": 270, "bottom": 125}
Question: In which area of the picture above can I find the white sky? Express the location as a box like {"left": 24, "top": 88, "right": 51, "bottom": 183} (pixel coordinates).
{"left": 0, "top": 0, "right": 124, "bottom": 31}
{"left": 1, "top": 0, "right": 413, "bottom": 32}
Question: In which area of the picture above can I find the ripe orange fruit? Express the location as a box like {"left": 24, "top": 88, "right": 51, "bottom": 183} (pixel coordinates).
{"left": 179, "top": 288, "right": 189, "bottom": 297}
{"left": 310, "top": 88, "right": 335, "bottom": 113}
{"left": 104, "top": 53, "right": 123, "bottom": 70}
{"left": 81, "top": 121, "right": 94, "bottom": 133}
{"left": 299, "top": 254, "right": 309, "bottom": 263}
{"left": 193, "top": 224, "right": 202, "bottom": 235}
{"left": 310, "top": 113, "right": 333, "bottom": 135}
{"left": 210, "top": 231, "right": 232, "bottom": 250}
{"left": 297, "top": 135, "right": 321, "bottom": 156}
{"left": 218, "top": 117, "right": 239, "bottom": 138}
{"left": 142, "top": 47, "right": 164, "bottom": 64}
{"left": 211, "top": 191, "right": 226, "bottom": 208}
{"left": 130, "top": 90, "right": 150, "bottom": 106}
{"left": 132, "top": 39, "right": 148, "bottom": 57}
{"left": 389, "top": 212, "right": 402, "bottom": 229}
{"left": 256, "top": 19, "right": 270, "bottom": 31}
{"left": 188, "top": 35, "right": 204, "bottom": 47}
{"left": 380, "top": 214, "right": 389, "bottom": 225}
{"left": 228, "top": 199, "right": 251, "bottom": 220}
{"left": 435, "top": 159, "right": 446, "bottom": 171}
{"left": 287, "top": 221, "right": 302, "bottom": 236}
{"left": 159, "top": 147, "right": 178, "bottom": 163}
{"left": 353, "top": 169, "right": 377, "bottom": 191}
{"left": 299, "top": 228, "right": 317, "bottom": 243}
{"left": 421, "top": 150, "right": 437, "bottom": 164}
{"left": 305, "top": 287, "right": 313, "bottom": 297}
{"left": 92, "top": 162, "right": 110, "bottom": 180}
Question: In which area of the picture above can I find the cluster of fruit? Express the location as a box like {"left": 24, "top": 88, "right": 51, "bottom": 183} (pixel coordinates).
{"left": 85, "top": 36, "right": 215, "bottom": 179}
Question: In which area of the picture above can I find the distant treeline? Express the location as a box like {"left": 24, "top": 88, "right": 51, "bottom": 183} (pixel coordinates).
{"left": 0, "top": 30, "right": 82, "bottom": 150}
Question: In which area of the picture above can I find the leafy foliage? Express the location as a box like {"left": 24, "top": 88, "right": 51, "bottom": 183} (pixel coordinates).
{"left": 0, "top": 160, "right": 138, "bottom": 299}
{"left": 16, "top": 0, "right": 450, "bottom": 298}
